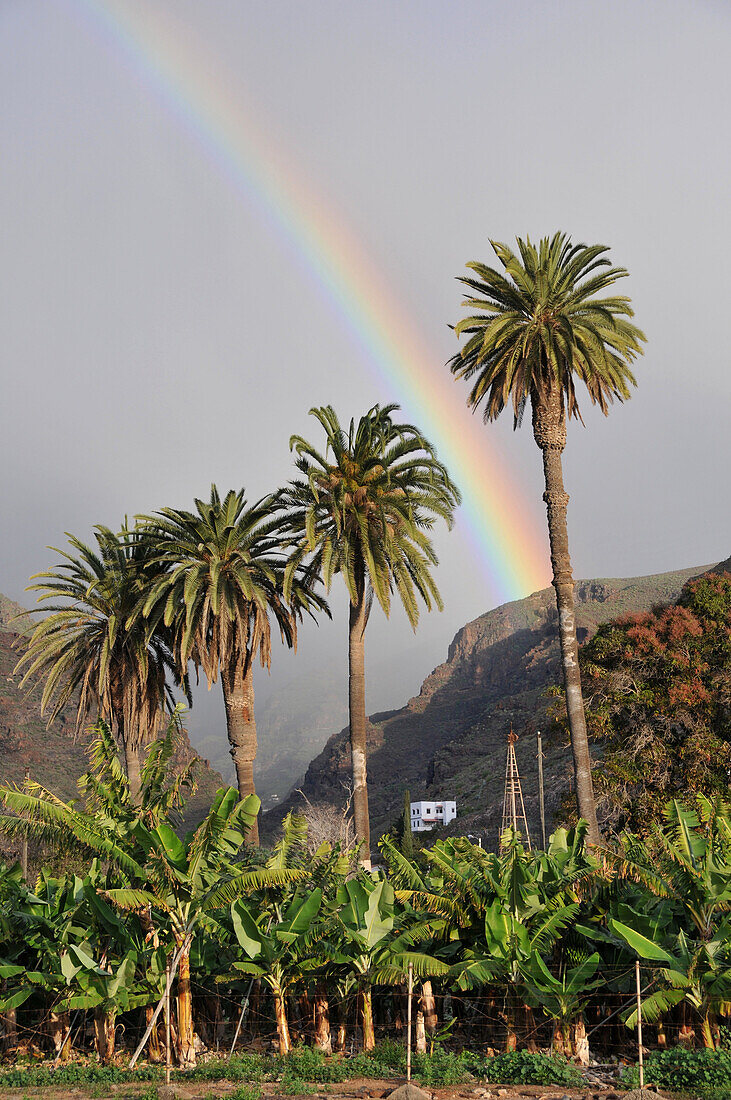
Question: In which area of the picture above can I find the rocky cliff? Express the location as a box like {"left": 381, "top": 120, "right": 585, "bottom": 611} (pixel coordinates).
{"left": 262, "top": 562, "right": 713, "bottom": 846}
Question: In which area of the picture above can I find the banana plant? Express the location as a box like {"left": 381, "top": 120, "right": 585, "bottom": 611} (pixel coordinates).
{"left": 226, "top": 887, "right": 324, "bottom": 1054}
{"left": 606, "top": 797, "right": 731, "bottom": 1048}
{"left": 520, "top": 951, "right": 603, "bottom": 1061}
{"left": 397, "top": 831, "right": 583, "bottom": 1050}
{"left": 0, "top": 871, "right": 96, "bottom": 1060}
{"left": 326, "top": 877, "right": 448, "bottom": 1050}
{"left": 0, "top": 716, "right": 299, "bottom": 1067}
{"left": 608, "top": 918, "right": 731, "bottom": 1049}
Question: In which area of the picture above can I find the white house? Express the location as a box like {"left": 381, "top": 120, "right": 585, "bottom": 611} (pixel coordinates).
{"left": 410, "top": 799, "right": 456, "bottom": 832}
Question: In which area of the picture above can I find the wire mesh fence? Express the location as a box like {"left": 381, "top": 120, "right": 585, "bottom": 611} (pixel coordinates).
{"left": 2, "top": 965, "right": 715, "bottom": 1066}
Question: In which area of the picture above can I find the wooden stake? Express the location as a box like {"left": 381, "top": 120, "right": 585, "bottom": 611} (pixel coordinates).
{"left": 129, "top": 934, "right": 189, "bottom": 1069}
{"left": 635, "top": 960, "right": 644, "bottom": 1090}
{"left": 165, "top": 958, "right": 171, "bottom": 1087}
{"left": 406, "top": 962, "right": 413, "bottom": 1082}
{"left": 229, "top": 978, "right": 255, "bottom": 1059}
{"left": 537, "top": 732, "right": 546, "bottom": 849}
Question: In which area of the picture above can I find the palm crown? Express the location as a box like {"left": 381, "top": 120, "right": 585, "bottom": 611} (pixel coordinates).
{"left": 450, "top": 233, "right": 646, "bottom": 425}
{"left": 284, "top": 404, "right": 460, "bottom": 626}
{"left": 138, "top": 486, "right": 324, "bottom": 685}
{"left": 16, "top": 524, "right": 183, "bottom": 749}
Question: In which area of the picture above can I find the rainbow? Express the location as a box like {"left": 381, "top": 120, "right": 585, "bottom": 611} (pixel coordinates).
{"left": 77, "top": 0, "right": 549, "bottom": 602}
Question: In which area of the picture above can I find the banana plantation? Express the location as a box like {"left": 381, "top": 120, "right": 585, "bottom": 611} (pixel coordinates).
{"left": 1, "top": 719, "right": 731, "bottom": 1079}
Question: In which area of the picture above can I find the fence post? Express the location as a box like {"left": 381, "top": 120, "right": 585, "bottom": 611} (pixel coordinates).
{"left": 635, "top": 960, "right": 644, "bottom": 1090}
{"left": 165, "top": 958, "right": 171, "bottom": 1087}
{"left": 406, "top": 962, "right": 413, "bottom": 1082}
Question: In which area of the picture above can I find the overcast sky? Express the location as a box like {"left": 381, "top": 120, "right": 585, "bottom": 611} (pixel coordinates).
{"left": 2, "top": 0, "right": 730, "bottom": 767}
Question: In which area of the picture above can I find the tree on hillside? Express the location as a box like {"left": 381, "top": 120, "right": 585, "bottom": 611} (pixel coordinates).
{"left": 579, "top": 571, "right": 731, "bottom": 832}
{"left": 137, "top": 486, "right": 327, "bottom": 845}
{"left": 15, "top": 525, "right": 186, "bottom": 798}
{"left": 282, "top": 405, "right": 460, "bottom": 867}
{"left": 449, "top": 233, "right": 645, "bottom": 841}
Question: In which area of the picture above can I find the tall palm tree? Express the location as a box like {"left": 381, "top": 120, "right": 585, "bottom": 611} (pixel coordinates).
{"left": 138, "top": 486, "right": 325, "bottom": 846}
{"left": 282, "top": 405, "right": 460, "bottom": 867}
{"left": 15, "top": 525, "right": 184, "bottom": 798}
{"left": 449, "top": 233, "right": 645, "bottom": 842}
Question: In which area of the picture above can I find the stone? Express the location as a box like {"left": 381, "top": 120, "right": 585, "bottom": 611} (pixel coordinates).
{"left": 385, "top": 1084, "right": 432, "bottom": 1100}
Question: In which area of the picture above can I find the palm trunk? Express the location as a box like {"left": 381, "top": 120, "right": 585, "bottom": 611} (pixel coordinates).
{"left": 551, "top": 1021, "right": 567, "bottom": 1056}
{"left": 124, "top": 741, "right": 142, "bottom": 802}
{"left": 415, "top": 1006, "right": 427, "bottom": 1054}
{"left": 2, "top": 1007, "right": 17, "bottom": 1053}
{"left": 678, "top": 1001, "right": 695, "bottom": 1048}
{"left": 335, "top": 997, "right": 347, "bottom": 1052}
{"left": 1, "top": 979, "right": 17, "bottom": 1054}
{"left": 221, "top": 655, "right": 259, "bottom": 846}
{"left": 532, "top": 388, "right": 600, "bottom": 843}
{"left": 115, "top": 712, "right": 141, "bottom": 802}
{"left": 700, "top": 1008, "right": 716, "bottom": 1050}
{"left": 48, "top": 1011, "right": 72, "bottom": 1060}
{"left": 175, "top": 940, "right": 196, "bottom": 1068}
{"left": 349, "top": 584, "right": 371, "bottom": 868}
{"left": 571, "top": 1015, "right": 590, "bottom": 1065}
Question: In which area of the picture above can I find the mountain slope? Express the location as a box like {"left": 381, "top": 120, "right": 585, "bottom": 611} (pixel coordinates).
{"left": 262, "top": 562, "right": 714, "bottom": 845}
{"left": 0, "top": 624, "right": 226, "bottom": 838}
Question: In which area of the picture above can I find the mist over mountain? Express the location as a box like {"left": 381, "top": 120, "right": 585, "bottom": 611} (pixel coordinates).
{"left": 186, "top": 632, "right": 438, "bottom": 806}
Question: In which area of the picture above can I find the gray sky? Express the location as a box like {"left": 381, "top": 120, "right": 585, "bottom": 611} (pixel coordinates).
{"left": 2, "top": 0, "right": 730, "bottom": 770}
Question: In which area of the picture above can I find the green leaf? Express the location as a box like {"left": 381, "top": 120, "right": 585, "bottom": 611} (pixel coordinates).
{"left": 231, "top": 900, "right": 263, "bottom": 958}
{"left": 608, "top": 918, "right": 675, "bottom": 963}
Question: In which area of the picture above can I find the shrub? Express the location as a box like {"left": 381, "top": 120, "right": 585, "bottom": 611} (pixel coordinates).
{"left": 188, "top": 1053, "right": 265, "bottom": 1083}
{"left": 229, "top": 1085, "right": 263, "bottom": 1100}
{"left": 621, "top": 1047, "right": 731, "bottom": 1093}
{"left": 0, "top": 1065, "right": 161, "bottom": 1088}
{"left": 279, "top": 1074, "right": 317, "bottom": 1095}
{"left": 411, "top": 1048, "right": 470, "bottom": 1086}
{"left": 479, "top": 1051, "right": 582, "bottom": 1086}
{"left": 349, "top": 1043, "right": 407, "bottom": 1080}
{"left": 275, "top": 1048, "right": 349, "bottom": 1084}
{"left": 348, "top": 1042, "right": 470, "bottom": 1086}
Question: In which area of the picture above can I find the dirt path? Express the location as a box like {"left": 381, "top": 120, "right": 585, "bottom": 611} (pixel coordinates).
{"left": 0, "top": 1079, "right": 649, "bottom": 1100}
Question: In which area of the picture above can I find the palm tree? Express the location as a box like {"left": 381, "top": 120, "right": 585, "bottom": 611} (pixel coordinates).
{"left": 449, "top": 234, "right": 645, "bottom": 842}
{"left": 137, "top": 486, "right": 326, "bottom": 846}
{"left": 282, "top": 405, "right": 460, "bottom": 867}
{"left": 15, "top": 525, "right": 184, "bottom": 799}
